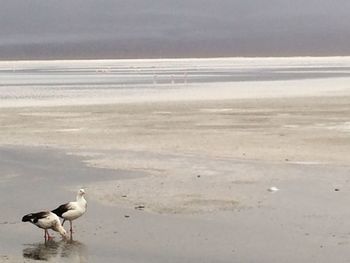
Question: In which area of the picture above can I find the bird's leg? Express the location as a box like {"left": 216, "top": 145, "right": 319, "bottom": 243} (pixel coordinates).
{"left": 69, "top": 221, "right": 73, "bottom": 240}
{"left": 44, "top": 230, "right": 47, "bottom": 242}
{"left": 62, "top": 219, "right": 66, "bottom": 226}
{"left": 47, "top": 231, "right": 52, "bottom": 240}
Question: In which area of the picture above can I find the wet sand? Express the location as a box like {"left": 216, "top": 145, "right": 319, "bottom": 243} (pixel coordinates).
{"left": 1, "top": 95, "right": 350, "bottom": 262}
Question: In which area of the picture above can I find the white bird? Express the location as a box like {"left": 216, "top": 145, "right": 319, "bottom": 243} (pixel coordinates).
{"left": 51, "top": 189, "right": 87, "bottom": 239}
{"left": 22, "top": 211, "right": 68, "bottom": 241}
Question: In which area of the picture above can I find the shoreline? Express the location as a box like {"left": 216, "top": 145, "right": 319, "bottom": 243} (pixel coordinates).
{"left": 1, "top": 55, "right": 350, "bottom": 63}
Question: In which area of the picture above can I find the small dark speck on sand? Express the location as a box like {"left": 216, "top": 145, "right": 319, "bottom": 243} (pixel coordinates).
{"left": 197, "top": 175, "right": 201, "bottom": 178}
{"left": 122, "top": 195, "right": 127, "bottom": 198}
{"left": 334, "top": 188, "right": 340, "bottom": 191}
{"left": 124, "top": 215, "right": 130, "bottom": 218}
{"left": 1, "top": 256, "right": 9, "bottom": 261}
{"left": 135, "top": 205, "right": 145, "bottom": 210}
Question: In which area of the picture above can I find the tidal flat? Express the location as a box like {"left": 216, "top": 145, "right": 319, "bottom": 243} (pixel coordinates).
{"left": 1, "top": 57, "right": 350, "bottom": 262}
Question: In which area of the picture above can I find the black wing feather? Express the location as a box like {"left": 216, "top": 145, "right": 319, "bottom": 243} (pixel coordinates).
{"left": 51, "top": 203, "right": 70, "bottom": 218}
{"left": 22, "top": 211, "right": 49, "bottom": 223}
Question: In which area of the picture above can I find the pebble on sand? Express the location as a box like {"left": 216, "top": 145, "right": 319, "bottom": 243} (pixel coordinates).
{"left": 268, "top": 186, "right": 280, "bottom": 192}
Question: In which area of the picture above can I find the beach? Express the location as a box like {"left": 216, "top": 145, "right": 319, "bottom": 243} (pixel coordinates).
{"left": 1, "top": 58, "right": 350, "bottom": 262}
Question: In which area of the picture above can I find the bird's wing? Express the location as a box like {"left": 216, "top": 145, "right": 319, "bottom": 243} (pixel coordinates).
{"left": 22, "top": 211, "right": 51, "bottom": 228}
{"left": 32, "top": 211, "right": 51, "bottom": 224}
{"left": 51, "top": 203, "right": 73, "bottom": 218}
{"left": 36, "top": 212, "right": 62, "bottom": 229}
{"left": 22, "top": 211, "right": 50, "bottom": 224}
{"left": 60, "top": 206, "right": 84, "bottom": 220}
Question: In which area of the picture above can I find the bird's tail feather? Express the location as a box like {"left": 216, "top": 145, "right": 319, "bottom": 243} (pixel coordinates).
{"left": 22, "top": 213, "right": 34, "bottom": 222}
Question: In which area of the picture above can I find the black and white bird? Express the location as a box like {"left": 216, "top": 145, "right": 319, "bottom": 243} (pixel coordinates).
{"left": 22, "top": 211, "right": 68, "bottom": 241}
{"left": 51, "top": 189, "right": 87, "bottom": 239}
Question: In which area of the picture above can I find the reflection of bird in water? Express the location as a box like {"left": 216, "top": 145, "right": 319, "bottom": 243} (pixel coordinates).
{"left": 60, "top": 240, "right": 88, "bottom": 262}
{"left": 52, "top": 189, "right": 87, "bottom": 240}
{"left": 22, "top": 211, "right": 68, "bottom": 241}
{"left": 23, "top": 240, "right": 88, "bottom": 262}
{"left": 23, "top": 240, "right": 60, "bottom": 261}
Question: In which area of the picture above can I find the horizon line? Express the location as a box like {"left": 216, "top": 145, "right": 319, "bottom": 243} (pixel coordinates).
{"left": 2, "top": 55, "right": 350, "bottom": 63}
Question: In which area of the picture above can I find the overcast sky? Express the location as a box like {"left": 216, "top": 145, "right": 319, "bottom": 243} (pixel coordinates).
{"left": 1, "top": 0, "right": 350, "bottom": 59}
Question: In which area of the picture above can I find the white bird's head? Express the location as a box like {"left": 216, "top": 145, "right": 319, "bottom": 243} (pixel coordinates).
{"left": 78, "top": 189, "right": 86, "bottom": 196}
{"left": 61, "top": 228, "right": 69, "bottom": 240}
{"left": 53, "top": 220, "right": 69, "bottom": 240}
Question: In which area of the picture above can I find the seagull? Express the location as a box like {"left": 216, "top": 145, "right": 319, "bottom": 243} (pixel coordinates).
{"left": 51, "top": 189, "right": 87, "bottom": 239}
{"left": 22, "top": 211, "right": 68, "bottom": 241}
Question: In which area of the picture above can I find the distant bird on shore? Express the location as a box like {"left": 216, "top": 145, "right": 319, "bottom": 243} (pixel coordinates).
{"left": 22, "top": 211, "right": 68, "bottom": 241}
{"left": 51, "top": 189, "right": 87, "bottom": 239}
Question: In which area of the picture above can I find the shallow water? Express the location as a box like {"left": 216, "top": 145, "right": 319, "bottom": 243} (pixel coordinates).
{"left": 0, "top": 146, "right": 142, "bottom": 262}
{"left": 1, "top": 57, "right": 350, "bottom": 107}
{"left": 22, "top": 240, "right": 88, "bottom": 262}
